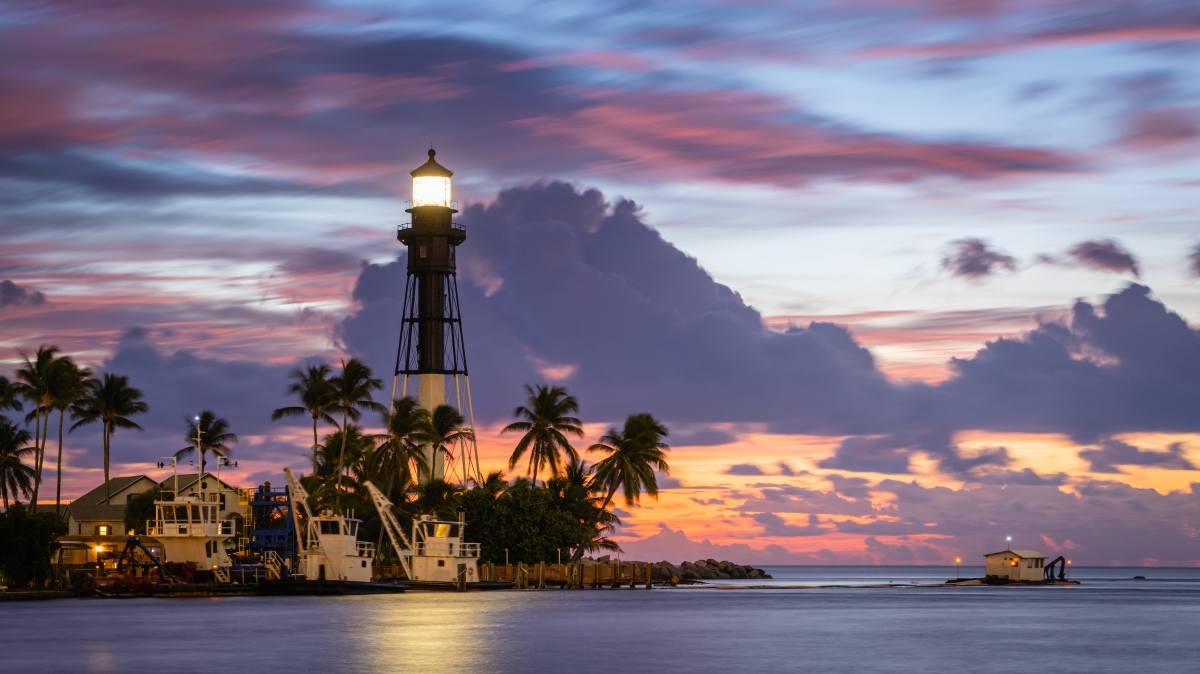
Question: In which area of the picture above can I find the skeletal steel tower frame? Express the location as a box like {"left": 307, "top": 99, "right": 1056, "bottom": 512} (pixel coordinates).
{"left": 392, "top": 149, "right": 482, "bottom": 485}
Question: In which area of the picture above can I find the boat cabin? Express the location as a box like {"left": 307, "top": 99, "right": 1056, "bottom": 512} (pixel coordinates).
{"left": 984, "top": 549, "right": 1047, "bottom": 582}
{"left": 300, "top": 509, "right": 375, "bottom": 582}
{"left": 407, "top": 514, "right": 480, "bottom": 583}
{"left": 147, "top": 493, "right": 236, "bottom": 568}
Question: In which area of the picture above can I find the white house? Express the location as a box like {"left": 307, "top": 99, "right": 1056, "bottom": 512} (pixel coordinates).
{"left": 984, "top": 549, "right": 1047, "bottom": 581}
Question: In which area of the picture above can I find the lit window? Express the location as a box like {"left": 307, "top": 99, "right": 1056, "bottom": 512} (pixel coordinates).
{"left": 97, "top": 525, "right": 111, "bottom": 536}
{"left": 419, "top": 245, "right": 428, "bottom": 259}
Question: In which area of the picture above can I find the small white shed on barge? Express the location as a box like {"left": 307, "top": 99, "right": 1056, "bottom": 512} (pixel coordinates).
{"left": 984, "top": 549, "right": 1047, "bottom": 581}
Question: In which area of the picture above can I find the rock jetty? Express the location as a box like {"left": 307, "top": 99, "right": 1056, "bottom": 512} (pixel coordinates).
{"left": 654, "top": 559, "right": 772, "bottom": 581}
{"left": 577, "top": 555, "right": 771, "bottom": 582}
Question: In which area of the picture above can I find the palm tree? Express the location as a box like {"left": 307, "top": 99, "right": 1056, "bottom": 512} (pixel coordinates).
{"left": 413, "top": 478, "right": 462, "bottom": 519}
{"left": 328, "top": 359, "right": 384, "bottom": 506}
{"left": 177, "top": 411, "right": 239, "bottom": 480}
{"left": 547, "top": 457, "right": 622, "bottom": 562}
{"left": 589, "top": 413, "right": 671, "bottom": 510}
{"left": 0, "top": 417, "right": 35, "bottom": 508}
{"left": 48, "top": 359, "right": 91, "bottom": 519}
{"left": 0, "top": 375, "right": 22, "bottom": 413}
{"left": 271, "top": 364, "right": 338, "bottom": 474}
{"left": 422, "top": 404, "right": 472, "bottom": 484}
{"left": 70, "top": 373, "right": 148, "bottom": 505}
{"left": 14, "top": 344, "right": 59, "bottom": 509}
{"left": 311, "top": 425, "right": 373, "bottom": 508}
{"left": 475, "top": 470, "right": 508, "bottom": 500}
{"left": 374, "top": 397, "right": 430, "bottom": 492}
{"left": 502, "top": 384, "right": 584, "bottom": 485}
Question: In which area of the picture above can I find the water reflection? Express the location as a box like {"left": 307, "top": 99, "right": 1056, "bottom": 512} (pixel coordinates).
{"left": 355, "top": 593, "right": 513, "bottom": 673}
{"left": 3, "top": 569, "right": 1200, "bottom": 673}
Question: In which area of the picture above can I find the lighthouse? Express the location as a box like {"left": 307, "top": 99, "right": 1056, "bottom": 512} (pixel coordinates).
{"left": 393, "top": 149, "right": 481, "bottom": 485}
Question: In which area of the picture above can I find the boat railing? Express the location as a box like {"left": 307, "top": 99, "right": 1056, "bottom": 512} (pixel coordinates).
{"left": 413, "top": 541, "right": 480, "bottom": 558}
{"left": 145, "top": 520, "right": 236, "bottom": 536}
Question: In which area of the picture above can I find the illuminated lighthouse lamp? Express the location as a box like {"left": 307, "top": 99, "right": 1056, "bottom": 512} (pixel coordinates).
{"left": 411, "top": 149, "right": 453, "bottom": 207}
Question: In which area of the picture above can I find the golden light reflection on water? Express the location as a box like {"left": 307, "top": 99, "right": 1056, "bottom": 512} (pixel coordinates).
{"left": 353, "top": 594, "right": 512, "bottom": 673}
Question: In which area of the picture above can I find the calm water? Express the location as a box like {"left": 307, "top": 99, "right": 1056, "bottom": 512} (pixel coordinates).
{"left": 3, "top": 566, "right": 1198, "bottom": 673}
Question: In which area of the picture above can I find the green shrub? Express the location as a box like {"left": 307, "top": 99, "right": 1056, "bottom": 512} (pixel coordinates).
{"left": 124, "top": 488, "right": 159, "bottom": 535}
{"left": 0, "top": 504, "right": 67, "bottom": 588}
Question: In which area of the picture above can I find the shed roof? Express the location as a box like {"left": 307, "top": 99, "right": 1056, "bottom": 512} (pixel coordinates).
{"left": 984, "top": 549, "right": 1046, "bottom": 559}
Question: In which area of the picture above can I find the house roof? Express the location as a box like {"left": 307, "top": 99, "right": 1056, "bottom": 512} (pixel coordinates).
{"left": 158, "top": 473, "right": 240, "bottom": 493}
{"left": 64, "top": 503, "right": 126, "bottom": 523}
{"left": 71, "top": 475, "right": 156, "bottom": 506}
{"left": 985, "top": 549, "right": 1046, "bottom": 559}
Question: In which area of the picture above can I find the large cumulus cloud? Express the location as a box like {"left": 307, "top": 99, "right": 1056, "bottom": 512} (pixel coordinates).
{"left": 340, "top": 183, "right": 1200, "bottom": 476}
{"left": 339, "top": 182, "right": 901, "bottom": 427}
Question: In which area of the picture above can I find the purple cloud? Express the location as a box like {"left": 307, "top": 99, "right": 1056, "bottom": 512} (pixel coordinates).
{"left": 1067, "top": 239, "right": 1140, "bottom": 277}
{"left": 0, "top": 280, "right": 45, "bottom": 307}
{"left": 339, "top": 184, "right": 1200, "bottom": 473}
{"left": 1079, "top": 439, "right": 1195, "bottom": 473}
{"left": 724, "top": 463, "right": 765, "bottom": 476}
{"left": 751, "top": 512, "right": 822, "bottom": 537}
{"left": 940, "top": 238, "right": 1017, "bottom": 280}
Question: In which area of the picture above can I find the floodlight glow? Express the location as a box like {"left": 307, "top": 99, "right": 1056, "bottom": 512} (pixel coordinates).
{"left": 413, "top": 176, "right": 451, "bottom": 207}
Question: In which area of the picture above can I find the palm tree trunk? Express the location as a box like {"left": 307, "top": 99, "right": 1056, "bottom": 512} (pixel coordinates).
{"left": 30, "top": 403, "right": 42, "bottom": 509}
{"left": 103, "top": 422, "right": 111, "bottom": 505}
{"left": 600, "top": 483, "right": 619, "bottom": 512}
{"left": 311, "top": 414, "right": 319, "bottom": 475}
{"left": 335, "top": 409, "right": 348, "bottom": 508}
{"left": 33, "top": 405, "right": 50, "bottom": 509}
{"left": 55, "top": 409, "right": 65, "bottom": 520}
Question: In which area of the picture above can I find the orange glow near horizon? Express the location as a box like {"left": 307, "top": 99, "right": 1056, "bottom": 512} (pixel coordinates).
{"left": 48, "top": 420, "right": 1200, "bottom": 564}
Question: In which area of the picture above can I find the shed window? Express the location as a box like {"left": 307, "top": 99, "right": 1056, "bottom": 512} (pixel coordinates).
{"left": 419, "top": 245, "right": 428, "bottom": 258}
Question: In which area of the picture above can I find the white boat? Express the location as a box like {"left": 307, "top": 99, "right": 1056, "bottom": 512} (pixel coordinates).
{"left": 146, "top": 493, "right": 236, "bottom": 570}
{"left": 366, "top": 481, "right": 505, "bottom": 590}
{"left": 257, "top": 468, "right": 404, "bottom": 594}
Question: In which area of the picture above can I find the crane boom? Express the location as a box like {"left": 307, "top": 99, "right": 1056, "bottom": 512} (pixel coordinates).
{"left": 284, "top": 467, "right": 317, "bottom": 560}
{"left": 365, "top": 480, "right": 414, "bottom": 580}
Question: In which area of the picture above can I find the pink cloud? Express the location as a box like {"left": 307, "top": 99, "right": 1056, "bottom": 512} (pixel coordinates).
{"left": 518, "top": 87, "right": 1078, "bottom": 187}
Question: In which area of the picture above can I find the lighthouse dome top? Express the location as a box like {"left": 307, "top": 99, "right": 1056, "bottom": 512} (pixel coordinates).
{"left": 411, "top": 148, "right": 453, "bottom": 178}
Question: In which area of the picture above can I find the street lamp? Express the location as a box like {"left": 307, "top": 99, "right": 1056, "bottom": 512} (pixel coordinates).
{"left": 1006, "top": 536, "right": 1012, "bottom": 550}
{"left": 955, "top": 557, "right": 961, "bottom": 580}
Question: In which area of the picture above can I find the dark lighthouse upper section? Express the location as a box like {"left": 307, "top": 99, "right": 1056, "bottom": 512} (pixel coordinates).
{"left": 399, "top": 149, "right": 465, "bottom": 271}
{"left": 394, "top": 149, "right": 470, "bottom": 377}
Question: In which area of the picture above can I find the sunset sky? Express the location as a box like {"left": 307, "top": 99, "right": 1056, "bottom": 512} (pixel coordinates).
{"left": 2, "top": 0, "right": 1199, "bottom": 565}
